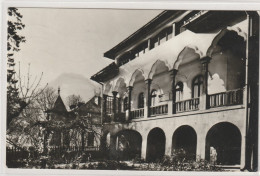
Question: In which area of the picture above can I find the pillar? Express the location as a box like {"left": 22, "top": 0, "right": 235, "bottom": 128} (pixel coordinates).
{"left": 165, "top": 133, "right": 172, "bottom": 156}
{"left": 127, "top": 86, "right": 133, "bottom": 120}
{"left": 171, "top": 69, "right": 178, "bottom": 114}
{"left": 109, "top": 135, "right": 117, "bottom": 160}
{"left": 103, "top": 94, "right": 108, "bottom": 122}
{"left": 196, "top": 130, "right": 207, "bottom": 161}
{"left": 200, "top": 56, "right": 211, "bottom": 110}
{"left": 141, "top": 133, "right": 148, "bottom": 160}
{"left": 112, "top": 91, "right": 118, "bottom": 122}
{"left": 145, "top": 79, "right": 152, "bottom": 117}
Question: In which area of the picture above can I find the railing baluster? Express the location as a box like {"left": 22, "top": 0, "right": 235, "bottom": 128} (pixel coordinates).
{"left": 208, "top": 88, "right": 243, "bottom": 108}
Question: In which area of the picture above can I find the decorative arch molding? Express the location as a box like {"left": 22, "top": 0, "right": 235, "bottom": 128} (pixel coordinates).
{"left": 128, "top": 68, "right": 146, "bottom": 87}
{"left": 207, "top": 27, "right": 247, "bottom": 57}
{"left": 206, "top": 121, "right": 243, "bottom": 137}
{"left": 148, "top": 59, "right": 171, "bottom": 79}
{"left": 112, "top": 77, "right": 127, "bottom": 92}
{"left": 104, "top": 82, "right": 113, "bottom": 95}
{"left": 173, "top": 45, "right": 203, "bottom": 70}
{"left": 172, "top": 125, "right": 198, "bottom": 139}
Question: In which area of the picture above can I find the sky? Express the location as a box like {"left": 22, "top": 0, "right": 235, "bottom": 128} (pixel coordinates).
{"left": 14, "top": 8, "right": 162, "bottom": 101}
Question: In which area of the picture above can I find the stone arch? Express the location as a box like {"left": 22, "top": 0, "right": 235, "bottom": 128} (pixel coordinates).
{"left": 173, "top": 45, "right": 203, "bottom": 70}
{"left": 115, "top": 130, "right": 142, "bottom": 160}
{"left": 104, "top": 82, "right": 112, "bottom": 95}
{"left": 207, "top": 27, "right": 247, "bottom": 58}
{"left": 172, "top": 125, "right": 197, "bottom": 160}
{"left": 113, "top": 77, "right": 127, "bottom": 97}
{"left": 129, "top": 68, "right": 146, "bottom": 87}
{"left": 205, "top": 122, "right": 242, "bottom": 165}
{"left": 148, "top": 59, "right": 171, "bottom": 79}
{"left": 207, "top": 27, "right": 247, "bottom": 91}
{"left": 146, "top": 127, "right": 166, "bottom": 162}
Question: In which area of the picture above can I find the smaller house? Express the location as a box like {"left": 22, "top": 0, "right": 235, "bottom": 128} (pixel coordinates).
{"left": 46, "top": 89, "right": 102, "bottom": 151}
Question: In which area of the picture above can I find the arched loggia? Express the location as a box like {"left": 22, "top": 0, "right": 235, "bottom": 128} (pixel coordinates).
{"left": 146, "top": 128, "right": 166, "bottom": 162}
{"left": 172, "top": 125, "right": 197, "bottom": 160}
{"left": 205, "top": 122, "right": 242, "bottom": 165}
{"left": 115, "top": 130, "right": 142, "bottom": 160}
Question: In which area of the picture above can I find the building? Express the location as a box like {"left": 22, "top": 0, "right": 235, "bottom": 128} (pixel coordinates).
{"left": 91, "top": 11, "right": 259, "bottom": 170}
{"left": 46, "top": 89, "right": 102, "bottom": 151}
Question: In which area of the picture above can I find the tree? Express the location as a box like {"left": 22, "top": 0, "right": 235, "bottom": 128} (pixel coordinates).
{"left": 7, "top": 7, "right": 26, "bottom": 127}
{"left": 66, "top": 94, "right": 84, "bottom": 110}
{"left": 7, "top": 86, "right": 58, "bottom": 152}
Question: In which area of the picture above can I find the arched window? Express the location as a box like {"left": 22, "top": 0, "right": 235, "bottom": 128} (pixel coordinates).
{"left": 138, "top": 92, "right": 144, "bottom": 108}
{"left": 175, "top": 82, "right": 183, "bottom": 101}
{"left": 123, "top": 97, "right": 128, "bottom": 111}
{"left": 192, "top": 75, "right": 204, "bottom": 98}
{"left": 151, "top": 89, "right": 157, "bottom": 106}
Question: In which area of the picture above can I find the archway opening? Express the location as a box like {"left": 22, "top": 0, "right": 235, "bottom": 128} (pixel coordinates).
{"left": 172, "top": 125, "right": 197, "bottom": 160}
{"left": 146, "top": 128, "right": 166, "bottom": 162}
{"left": 116, "top": 130, "right": 142, "bottom": 161}
{"left": 205, "top": 122, "right": 241, "bottom": 165}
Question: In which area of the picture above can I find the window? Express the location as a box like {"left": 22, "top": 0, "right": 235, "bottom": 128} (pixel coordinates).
{"left": 138, "top": 92, "right": 144, "bottom": 108}
{"left": 87, "top": 132, "right": 94, "bottom": 146}
{"left": 175, "top": 82, "right": 183, "bottom": 101}
{"left": 151, "top": 89, "right": 157, "bottom": 106}
{"left": 192, "top": 75, "right": 204, "bottom": 98}
{"left": 123, "top": 97, "right": 128, "bottom": 111}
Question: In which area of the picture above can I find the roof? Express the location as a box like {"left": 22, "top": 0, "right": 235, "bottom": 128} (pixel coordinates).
{"left": 90, "top": 62, "right": 119, "bottom": 83}
{"left": 104, "top": 10, "right": 189, "bottom": 60}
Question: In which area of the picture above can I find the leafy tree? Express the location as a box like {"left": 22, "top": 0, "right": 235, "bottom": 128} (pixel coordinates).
{"left": 66, "top": 94, "right": 84, "bottom": 110}
{"left": 7, "top": 7, "right": 26, "bottom": 127}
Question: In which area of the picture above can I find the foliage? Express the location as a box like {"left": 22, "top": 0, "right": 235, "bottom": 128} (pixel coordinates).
{"left": 7, "top": 87, "right": 57, "bottom": 153}
{"left": 137, "top": 150, "right": 223, "bottom": 171}
{"left": 7, "top": 7, "right": 26, "bottom": 127}
{"left": 66, "top": 94, "right": 84, "bottom": 110}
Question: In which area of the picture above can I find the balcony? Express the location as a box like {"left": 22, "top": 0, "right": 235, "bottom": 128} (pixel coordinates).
{"left": 209, "top": 88, "right": 243, "bottom": 108}
{"left": 150, "top": 104, "right": 168, "bottom": 116}
{"left": 130, "top": 108, "right": 144, "bottom": 119}
{"left": 175, "top": 98, "right": 200, "bottom": 113}
{"left": 104, "top": 88, "right": 244, "bottom": 123}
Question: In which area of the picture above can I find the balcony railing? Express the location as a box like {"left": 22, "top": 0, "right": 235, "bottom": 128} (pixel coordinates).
{"left": 209, "top": 88, "right": 243, "bottom": 108}
{"left": 130, "top": 108, "right": 144, "bottom": 119}
{"left": 175, "top": 98, "right": 200, "bottom": 113}
{"left": 150, "top": 104, "right": 168, "bottom": 116}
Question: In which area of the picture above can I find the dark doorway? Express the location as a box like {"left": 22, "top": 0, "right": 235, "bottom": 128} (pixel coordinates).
{"left": 205, "top": 122, "right": 241, "bottom": 165}
{"left": 146, "top": 128, "right": 166, "bottom": 162}
{"left": 116, "top": 130, "right": 142, "bottom": 160}
{"left": 172, "top": 125, "right": 197, "bottom": 160}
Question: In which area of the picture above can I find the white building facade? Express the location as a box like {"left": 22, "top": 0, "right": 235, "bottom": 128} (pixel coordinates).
{"left": 91, "top": 11, "right": 259, "bottom": 170}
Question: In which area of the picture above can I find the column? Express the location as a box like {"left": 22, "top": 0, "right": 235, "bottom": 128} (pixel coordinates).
{"left": 109, "top": 135, "right": 117, "bottom": 160}
{"left": 165, "top": 133, "right": 172, "bottom": 156}
{"left": 103, "top": 94, "right": 108, "bottom": 121}
{"left": 141, "top": 133, "right": 148, "bottom": 160}
{"left": 200, "top": 56, "right": 211, "bottom": 110}
{"left": 171, "top": 69, "right": 178, "bottom": 114}
{"left": 145, "top": 79, "right": 152, "bottom": 117}
{"left": 196, "top": 130, "right": 207, "bottom": 161}
{"left": 127, "top": 86, "right": 133, "bottom": 120}
{"left": 112, "top": 91, "right": 118, "bottom": 122}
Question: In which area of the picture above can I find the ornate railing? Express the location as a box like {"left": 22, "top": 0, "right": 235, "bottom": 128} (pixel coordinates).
{"left": 150, "top": 104, "right": 168, "bottom": 116}
{"left": 130, "top": 108, "right": 144, "bottom": 119}
{"left": 209, "top": 88, "right": 243, "bottom": 108}
{"left": 175, "top": 98, "right": 200, "bottom": 113}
